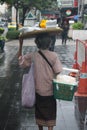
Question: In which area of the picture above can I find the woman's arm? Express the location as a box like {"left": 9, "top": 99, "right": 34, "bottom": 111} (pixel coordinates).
{"left": 17, "top": 36, "right": 23, "bottom": 58}
{"left": 17, "top": 37, "right": 33, "bottom": 68}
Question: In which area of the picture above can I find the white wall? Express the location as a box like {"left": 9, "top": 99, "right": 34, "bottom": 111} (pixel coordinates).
{"left": 0, "top": 4, "right": 7, "bottom": 14}
{"left": 12, "top": 6, "right": 16, "bottom": 22}
{"left": 84, "top": 0, "right": 87, "bottom": 4}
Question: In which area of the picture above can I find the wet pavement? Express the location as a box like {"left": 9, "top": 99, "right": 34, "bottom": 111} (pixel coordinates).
{"left": 0, "top": 38, "right": 87, "bottom": 130}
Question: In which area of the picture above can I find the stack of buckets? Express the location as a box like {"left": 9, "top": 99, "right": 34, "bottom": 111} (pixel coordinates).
{"left": 72, "top": 48, "right": 87, "bottom": 96}
{"left": 71, "top": 40, "right": 87, "bottom": 125}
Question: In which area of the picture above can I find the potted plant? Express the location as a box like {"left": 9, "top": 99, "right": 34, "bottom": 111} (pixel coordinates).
{"left": 72, "top": 22, "right": 87, "bottom": 40}
{"left": 0, "top": 28, "right": 4, "bottom": 34}
{"left": 0, "top": 27, "right": 6, "bottom": 53}
{"left": 72, "top": 22, "right": 84, "bottom": 30}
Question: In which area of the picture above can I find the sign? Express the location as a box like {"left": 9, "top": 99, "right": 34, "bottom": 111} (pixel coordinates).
{"left": 66, "top": 10, "right": 72, "bottom": 16}
{"left": 25, "top": 11, "right": 36, "bottom": 20}
{"left": 74, "top": 0, "right": 78, "bottom": 7}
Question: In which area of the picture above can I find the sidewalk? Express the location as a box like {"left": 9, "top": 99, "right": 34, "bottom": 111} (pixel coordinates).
{"left": 5, "top": 38, "right": 76, "bottom": 47}
{"left": 0, "top": 38, "right": 86, "bottom": 130}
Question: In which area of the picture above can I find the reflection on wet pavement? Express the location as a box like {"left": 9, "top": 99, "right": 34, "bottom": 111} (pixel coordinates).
{"left": 0, "top": 46, "right": 18, "bottom": 77}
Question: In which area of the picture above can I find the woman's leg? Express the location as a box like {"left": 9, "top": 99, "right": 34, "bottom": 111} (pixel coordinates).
{"left": 62, "top": 38, "right": 64, "bottom": 44}
{"left": 38, "top": 125, "right": 43, "bottom": 130}
{"left": 48, "top": 126, "right": 53, "bottom": 130}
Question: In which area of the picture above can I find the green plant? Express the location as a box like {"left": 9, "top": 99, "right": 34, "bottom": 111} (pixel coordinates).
{"left": 72, "top": 22, "right": 84, "bottom": 30}
{"left": 6, "top": 30, "right": 20, "bottom": 39}
{"left": 8, "top": 27, "right": 16, "bottom": 31}
{"left": 0, "top": 27, "right": 4, "bottom": 34}
{"left": 0, "top": 28, "right": 7, "bottom": 42}
{"left": 0, "top": 36, "right": 6, "bottom": 41}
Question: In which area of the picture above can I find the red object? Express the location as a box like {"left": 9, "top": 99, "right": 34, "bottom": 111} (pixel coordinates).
{"left": 77, "top": 62, "right": 87, "bottom": 94}
{"left": 74, "top": 92, "right": 87, "bottom": 114}
{"left": 74, "top": 92, "right": 87, "bottom": 130}
{"left": 69, "top": 50, "right": 79, "bottom": 77}
{"left": 69, "top": 72, "right": 77, "bottom": 77}
{"left": 72, "top": 40, "right": 87, "bottom": 94}
{"left": 74, "top": 40, "right": 87, "bottom": 127}
{"left": 75, "top": 91, "right": 87, "bottom": 97}
{"left": 74, "top": 0, "right": 78, "bottom": 7}
{"left": 72, "top": 51, "right": 79, "bottom": 69}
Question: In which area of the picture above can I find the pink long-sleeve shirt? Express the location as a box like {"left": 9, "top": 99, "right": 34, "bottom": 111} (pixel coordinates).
{"left": 19, "top": 50, "right": 62, "bottom": 96}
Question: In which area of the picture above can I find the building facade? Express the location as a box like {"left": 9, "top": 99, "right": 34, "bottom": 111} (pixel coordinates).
{"left": 60, "top": 0, "right": 73, "bottom": 7}
{"left": 57, "top": 0, "right": 78, "bottom": 8}
{"left": 0, "top": 4, "right": 7, "bottom": 14}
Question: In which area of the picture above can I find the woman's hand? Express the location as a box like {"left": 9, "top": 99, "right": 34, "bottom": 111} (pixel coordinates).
{"left": 19, "top": 55, "right": 32, "bottom": 68}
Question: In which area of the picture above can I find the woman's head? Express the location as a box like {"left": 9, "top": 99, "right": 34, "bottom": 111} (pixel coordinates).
{"left": 35, "top": 33, "right": 51, "bottom": 50}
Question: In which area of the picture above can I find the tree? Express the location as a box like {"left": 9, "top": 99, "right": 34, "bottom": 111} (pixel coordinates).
{"left": 0, "top": 0, "right": 58, "bottom": 29}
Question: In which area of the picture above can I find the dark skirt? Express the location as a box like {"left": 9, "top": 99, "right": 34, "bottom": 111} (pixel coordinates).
{"left": 35, "top": 93, "right": 57, "bottom": 126}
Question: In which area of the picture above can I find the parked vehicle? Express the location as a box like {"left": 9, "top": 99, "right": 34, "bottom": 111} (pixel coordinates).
{"left": 8, "top": 22, "right": 22, "bottom": 31}
{"left": 8, "top": 22, "right": 16, "bottom": 31}
{"left": 0, "top": 21, "right": 5, "bottom": 27}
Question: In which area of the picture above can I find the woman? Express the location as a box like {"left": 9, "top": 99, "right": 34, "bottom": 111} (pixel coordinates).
{"left": 18, "top": 33, "right": 62, "bottom": 130}
{"left": 61, "top": 20, "right": 69, "bottom": 45}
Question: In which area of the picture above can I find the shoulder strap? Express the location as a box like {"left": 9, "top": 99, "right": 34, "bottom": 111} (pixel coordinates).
{"left": 38, "top": 50, "right": 54, "bottom": 71}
